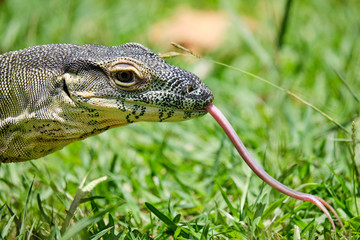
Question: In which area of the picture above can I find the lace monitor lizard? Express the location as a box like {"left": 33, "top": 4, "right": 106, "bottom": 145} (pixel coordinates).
{"left": 0, "top": 43, "right": 213, "bottom": 162}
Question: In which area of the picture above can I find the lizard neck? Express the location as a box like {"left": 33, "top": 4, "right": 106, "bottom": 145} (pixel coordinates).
{"left": 0, "top": 102, "right": 130, "bottom": 162}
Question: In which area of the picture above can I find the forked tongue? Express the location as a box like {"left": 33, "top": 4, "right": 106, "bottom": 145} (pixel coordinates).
{"left": 205, "top": 103, "right": 344, "bottom": 236}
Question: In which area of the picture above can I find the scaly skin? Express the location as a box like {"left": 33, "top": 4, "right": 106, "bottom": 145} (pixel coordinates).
{"left": 0, "top": 43, "right": 213, "bottom": 162}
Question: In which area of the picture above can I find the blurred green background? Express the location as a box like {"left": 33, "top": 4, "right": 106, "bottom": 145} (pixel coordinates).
{"left": 0, "top": 0, "right": 359, "bottom": 239}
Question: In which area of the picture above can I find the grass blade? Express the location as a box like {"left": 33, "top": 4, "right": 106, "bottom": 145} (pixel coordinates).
{"left": 145, "top": 202, "right": 176, "bottom": 229}
{"left": 277, "top": 0, "right": 294, "bottom": 48}
{"left": 60, "top": 207, "right": 114, "bottom": 240}
{"left": 200, "top": 223, "right": 210, "bottom": 240}
{"left": 217, "top": 182, "right": 239, "bottom": 218}
{"left": 1, "top": 214, "right": 15, "bottom": 238}
{"left": 90, "top": 227, "right": 113, "bottom": 240}
{"left": 334, "top": 70, "right": 360, "bottom": 103}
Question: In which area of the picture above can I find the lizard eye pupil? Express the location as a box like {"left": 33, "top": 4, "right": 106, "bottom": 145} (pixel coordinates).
{"left": 116, "top": 71, "right": 133, "bottom": 83}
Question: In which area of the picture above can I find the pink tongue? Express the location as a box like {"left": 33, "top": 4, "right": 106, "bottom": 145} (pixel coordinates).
{"left": 205, "top": 103, "right": 344, "bottom": 235}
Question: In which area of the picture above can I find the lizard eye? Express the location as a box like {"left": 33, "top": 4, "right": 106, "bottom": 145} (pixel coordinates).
{"left": 114, "top": 71, "right": 136, "bottom": 87}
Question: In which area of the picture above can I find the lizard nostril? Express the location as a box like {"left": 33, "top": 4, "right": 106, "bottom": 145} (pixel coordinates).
{"left": 186, "top": 85, "right": 195, "bottom": 93}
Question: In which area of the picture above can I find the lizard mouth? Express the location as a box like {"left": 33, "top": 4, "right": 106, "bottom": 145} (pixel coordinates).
{"left": 193, "top": 108, "right": 207, "bottom": 114}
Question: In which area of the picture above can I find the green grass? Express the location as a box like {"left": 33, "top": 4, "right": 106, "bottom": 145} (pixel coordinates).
{"left": 0, "top": 0, "right": 359, "bottom": 239}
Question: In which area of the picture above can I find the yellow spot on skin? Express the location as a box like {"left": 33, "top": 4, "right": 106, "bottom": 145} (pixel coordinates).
{"left": 77, "top": 92, "right": 96, "bottom": 98}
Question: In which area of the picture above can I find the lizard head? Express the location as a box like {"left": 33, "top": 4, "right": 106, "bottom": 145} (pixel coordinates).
{"left": 0, "top": 43, "right": 213, "bottom": 162}
{"left": 62, "top": 43, "right": 214, "bottom": 126}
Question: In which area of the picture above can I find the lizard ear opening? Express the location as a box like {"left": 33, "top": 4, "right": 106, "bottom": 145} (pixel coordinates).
{"left": 57, "top": 73, "right": 77, "bottom": 106}
{"left": 62, "top": 77, "right": 71, "bottom": 98}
